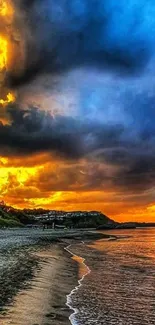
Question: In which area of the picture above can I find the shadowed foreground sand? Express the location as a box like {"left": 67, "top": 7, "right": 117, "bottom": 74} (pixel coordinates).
{"left": 1, "top": 244, "right": 77, "bottom": 325}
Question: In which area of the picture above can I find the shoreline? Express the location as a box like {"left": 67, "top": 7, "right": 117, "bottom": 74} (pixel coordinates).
{"left": 0, "top": 230, "right": 115, "bottom": 325}
{"left": 65, "top": 244, "right": 91, "bottom": 325}
{"left": 0, "top": 243, "right": 78, "bottom": 325}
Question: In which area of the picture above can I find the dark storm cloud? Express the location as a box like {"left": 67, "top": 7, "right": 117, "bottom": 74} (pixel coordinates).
{"left": 10, "top": 0, "right": 155, "bottom": 86}
{"left": 2, "top": 0, "right": 155, "bottom": 196}
{"left": 100, "top": 148, "right": 155, "bottom": 192}
{"left": 25, "top": 162, "right": 112, "bottom": 192}
{"left": 94, "top": 91, "right": 155, "bottom": 192}
{"left": 118, "top": 156, "right": 155, "bottom": 191}
{"left": 1, "top": 91, "right": 155, "bottom": 193}
{"left": 0, "top": 105, "right": 124, "bottom": 157}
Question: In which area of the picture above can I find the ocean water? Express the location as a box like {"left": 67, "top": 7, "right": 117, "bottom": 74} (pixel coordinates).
{"left": 69, "top": 228, "right": 155, "bottom": 325}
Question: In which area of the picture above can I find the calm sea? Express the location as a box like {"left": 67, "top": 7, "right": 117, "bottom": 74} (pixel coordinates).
{"left": 69, "top": 228, "right": 155, "bottom": 325}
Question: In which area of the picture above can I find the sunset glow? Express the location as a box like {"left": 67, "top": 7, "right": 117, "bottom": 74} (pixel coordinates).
{"left": 0, "top": 0, "right": 155, "bottom": 223}
{"left": 0, "top": 36, "right": 7, "bottom": 70}
{"left": 0, "top": 92, "right": 15, "bottom": 105}
{"left": 0, "top": 0, "right": 13, "bottom": 17}
{"left": 1, "top": 4, "right": 155, "bottom": 325}
{"left": 0, "top": 152, "right": 154, "bottom": 223}
{"left": 0, "top": 2, "right": 15, "bottom": 106}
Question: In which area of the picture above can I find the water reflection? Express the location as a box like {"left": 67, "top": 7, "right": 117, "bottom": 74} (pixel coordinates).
{"left": 70, "top": 228, "right": 155, "bottom": 325}
{"left": 72, "top": 255, "right": 88, "bottom": 279}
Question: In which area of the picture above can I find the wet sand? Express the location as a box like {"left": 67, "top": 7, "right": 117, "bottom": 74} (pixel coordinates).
{"left": 0, "top": 230, "right": 112, "bottom": 325}
{"left": 0, "top": 243, "right": 78, "bottom": 325}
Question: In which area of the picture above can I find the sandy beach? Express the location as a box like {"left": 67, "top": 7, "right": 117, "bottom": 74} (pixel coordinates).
{"left": 0, "top": 229, "right": 111, "bottom": 325}
{"left": 0, "top": 242, "right": 78, "bottom": 325}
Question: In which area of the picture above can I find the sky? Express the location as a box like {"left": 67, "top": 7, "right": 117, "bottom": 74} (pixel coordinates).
{"left": 0, "top": 0, "right": 155, "bottom": 222}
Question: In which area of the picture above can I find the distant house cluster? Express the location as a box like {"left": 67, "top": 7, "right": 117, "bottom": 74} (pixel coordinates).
{"left": 33, "top": 210, "right": 103, "bottom": 221}
{"left": 30, "top": 210, "right": 110, "bottom": 229}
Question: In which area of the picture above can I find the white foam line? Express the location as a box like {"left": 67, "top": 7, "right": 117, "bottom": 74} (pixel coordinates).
{"left": 65, "top": 243, "right": 91, "bottom": 325}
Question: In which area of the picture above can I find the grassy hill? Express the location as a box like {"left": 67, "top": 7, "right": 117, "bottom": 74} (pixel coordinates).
{"left": 0, "top": 202, "right": 114, "bottom": 229}
{"left": 63, "top": 211, "right": 115, "bottom": 228}
{"left": 0, "top": 204, "right": 35, "bottom": 228}
{"left": 0, "top": 207, "right": 23, "bottom": 228}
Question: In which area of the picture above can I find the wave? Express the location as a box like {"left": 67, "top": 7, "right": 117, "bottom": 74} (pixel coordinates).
{"left": 65, "top": 243, "right": 91, "bottom": 325}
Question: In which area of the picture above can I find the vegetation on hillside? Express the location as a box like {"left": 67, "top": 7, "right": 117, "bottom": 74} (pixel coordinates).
{"left": 0, "top": 201, "right": 113, "bottom": 229}
{"left": 0, "top": 204, "right": 35, "bottom": 228}
{"left": 63, "top": 212, "right": 113, "bottom": 228}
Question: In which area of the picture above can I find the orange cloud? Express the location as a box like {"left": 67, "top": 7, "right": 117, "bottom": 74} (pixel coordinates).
{"left": 0, "top": 153, "right": 154, "bottom": 223}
